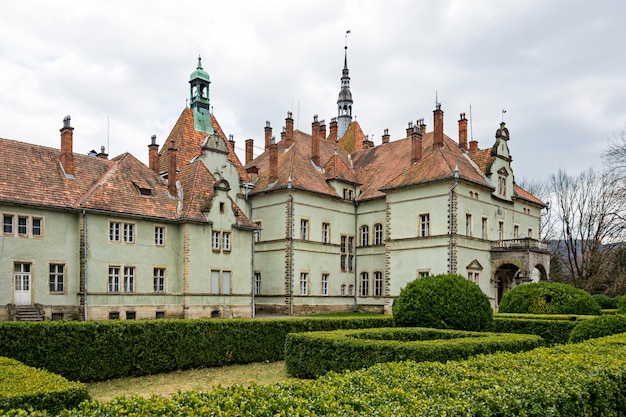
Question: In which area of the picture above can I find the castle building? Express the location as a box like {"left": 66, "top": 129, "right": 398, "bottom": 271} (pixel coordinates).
{"left": 0, "top": 53, "right": 549, "bottom": 321}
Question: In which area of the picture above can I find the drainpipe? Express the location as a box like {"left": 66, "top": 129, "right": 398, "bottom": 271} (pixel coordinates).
{"left": 251, "top": 229, "right": 256, "bottom": 318}
{"left": 287, "top": 176, "right": 294, "bottom": 315}
{"left": 448, "top": 166, "right": 459, "bottom": 274}
{"left": 82, "top": 210, "right": 88, "bottom": 321}
{"left": 353, "top": 195, "right": 358, "bottom": 312}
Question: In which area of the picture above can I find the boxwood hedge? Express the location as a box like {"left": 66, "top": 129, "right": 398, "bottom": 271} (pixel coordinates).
{"left": 492, "top": 315, "right": 580, "bottom": 345}
{"left": 4, "top": 334, "right": 626, "bottom": 416}
{"left": 569, "top": 314, "right": 626, "bottom": 342}
{"left": 0, "top": 317, "right": 392, "bottom": 382}
{"left": 285, "top": 327, "right": 544, "bottom": 378}
{"left": 499, "top": 282, "right": 601, "bottom": 315}
{"left": 0, "top": 357, "right": 88, "bottom": 415}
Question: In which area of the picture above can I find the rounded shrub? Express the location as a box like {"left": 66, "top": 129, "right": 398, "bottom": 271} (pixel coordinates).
{"left": 392, "top": 273, "right": 493, "bottom": 331}
{"left": 592, "top": 294, "right": 619, "bottom": 310}
{"left": 569, "top": 314, "right": 626, "bottom": 343}
{"left": 499, "top": 282, "right": 600, "bottom": 315}
{"left": 618, "top": 296, "right": 626, "bottom": 314}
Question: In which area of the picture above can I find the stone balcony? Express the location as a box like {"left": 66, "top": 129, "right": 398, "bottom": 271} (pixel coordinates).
{"left": 491, "top": 238, "right": 550, "bottom": 253}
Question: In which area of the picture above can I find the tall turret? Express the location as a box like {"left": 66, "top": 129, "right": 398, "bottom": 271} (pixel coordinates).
{"left": 189, "top": 56, "right": 214, "bottom": 134}
{"left": 337, "top": 39, "right": 353, "bottom": 139}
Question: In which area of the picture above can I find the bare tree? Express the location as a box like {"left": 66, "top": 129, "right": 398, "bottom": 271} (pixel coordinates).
{"left": 548, "top": 168, "right": 626, "bottom": 293}
{"left": 516, "top": 178, "right": 558, "bottom": 241}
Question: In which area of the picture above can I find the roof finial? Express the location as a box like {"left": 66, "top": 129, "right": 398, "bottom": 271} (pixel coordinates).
{"left": 344, "top": 30, "right": 351, "bottom": 68}
{"left": 197, "top": 54, "right": 203, "bottom": 70}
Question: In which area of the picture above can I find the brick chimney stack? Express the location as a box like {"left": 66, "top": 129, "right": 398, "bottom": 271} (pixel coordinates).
{"left": 245, "top": 139, "right": 254, "bottom": 165}
{"left": 406, "top": 121, "right": 414, "bottom": 138}
{"left": 311, "top": 115, "right": 320, "bottom": 166}
{"left": 469, "top": 140, "right": 479, "bottom": 152}
{"left": 285, "top": 111, "right": 294, "bottom": 147}
{"left": 168, "top": 144, "right": 178, "bottom": 196}
{"left": 148, "top": 135, "right": 159, "bottom": 173}
{"left": 411, "top": 126, "right": 423, "bottom": 164}
{"left": 433, "top": 105, "right": 444, "bottom": 149}
{"left": 329, "top": 117, "right": 338, "bottom": 142}
{"left": 228, "top": 134, "right": 235, "bottom": 151}
{"left": 382, "top": 128, "right": 390, "bottom": 144}
{"left": 458, "top": 113, "right": 468, "bottom": 151}
{"left": 268, "top": 138, "right": 278, "bottom": 184}
{"left": 97, "top": 145, "right": 108, "bottom": 160}
{"left": 320, "top": 119, "right": 326, "bottom": 141}
{"left": 264, "top": 121, "right": 272, "bottom": 150}
{"left": 60, "top": 115, "right": 74, "bottom": 177}
{"left": 419, "top": 118, "right": 426, "bottom": 135}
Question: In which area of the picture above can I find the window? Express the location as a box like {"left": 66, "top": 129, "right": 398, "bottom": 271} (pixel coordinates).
{"left": 109, "top": 222, "right": 120, "bottom": 242}
{"left": 348, "top": 284, "right": 354, "bottom": 296}
{"left": 254, "top": 272, "right": 261, "bottom": 295}
{"left": 14, "top": 262, "right": 31, "bottom": 292}
{"left": 49, "top": 264, "right": 65, "bottom": 293}
{"left": 222, "top": 232, "right": 231, "bottom": 251}
{"left": 155, "top": 311, "right": 165, "bottom": 319}
{"left": 467, "top": 271, "right": 480, "bottom": 284}
{"left": 254, "top": 221, "right": 261, "bottom": 242}
{"left": 514, "top": 224, "right": 520, "bottom": 239}
{"left": 465, "top": 213, "right": 473, "bottom": 237}
{"left": 123, "top": 266, "right": 135, "bottom": 292}
{"left": 108, "top": 266, "right": 120, "bottom": 292}
{"left": 340, "top": 235, "right": 355, "bottom": 272}
{"left": 481, "top": 217, "right": 488, "bottom": 239}
{"left": 109, "top": 312, "right": 120, "bottom": 320}
{"left": 222, "top": 271, "right": 231, "bottom": 294}
{"left": 126, "top": 311, "right": 136, "bottom": 320}
{"left": 498, "top": 175, "right": 507, "bottom": 196}
{"left": 322, "top": 222, "right": 330, "bottom": 244}
{"left": 419, "top": 213, "right": 430, "bottom": 237}
{"left": 17, "top": 217, "right": 27, "bottom": 236}
{"left": 300, "top": 272, "right": 309, "bottom": 295}
{"left": 374, "top": 271, "right": 383, "bottom": 296}
{"left": 300, "top": 219, "right": 309, "bottom": 240}
{"left": 498, "top": 221, "right": 504, "bottom": 240}
{"left": 374, "top": 223, "right": 383, "bottom": 245}
{"left": 417, "top": 270, "right": 430, "bottom": 278}
{"left": 340, "top": 284, "right": 346, "bottom": 296}
{"left": 528, "top": 227, "right": 534, "bottom": 239}
{"left": 32, "top": 218, "right": 42, "bottom": 236}
{"left": 321, "top": 273, "right": 329, "bottom": 296}
{"left": 154, "top": 226, "right": 165, "bottom": 246}
{"left": 219, "top": 202, "right": 225, "bottom": 213}
{"left": 360, "top": 225, "right": 369, "bottom": 247}
{"left": 153, "top": 268, "right": 165, "bottom": 292}
{"left": 51, "top": 313, "right": 64, "bottom": 321}
{"left": 212, "top": 231, "right": 221, "bottom": 250}
{"left": 211, "top": 270, "right": 220, "bottom": 294}
{"left": 123, "top": 223, "right": 135, "bottom": 243}
{"left": 3, "top": 215, "right": 13, "bottom": 234}
{"left": 359, "top": 272, "right": 369, "bottom": 296}
{"left": 343, "top": 188, "right": 354, "bottom": 200}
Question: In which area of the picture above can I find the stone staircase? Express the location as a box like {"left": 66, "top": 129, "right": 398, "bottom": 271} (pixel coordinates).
{"left": 14, "top": 305, "right": 44, "bottom": 322}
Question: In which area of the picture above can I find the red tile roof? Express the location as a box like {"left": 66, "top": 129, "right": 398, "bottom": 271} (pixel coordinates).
{"left": 337, "top": 121, "right": 366, "bottom": 153}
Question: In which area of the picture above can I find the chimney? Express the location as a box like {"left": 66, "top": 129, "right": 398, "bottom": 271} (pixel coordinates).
{"left": 245, "top": 139, "right": 254, "bottom": 165}
{"left": 285, "top": 111, "right": 294, "bottom": 147}
{"left": 419, "top": 118, "right": 426, "bottom": 135}
{"left": 363, "top": 135, "right": 374, "bottom": 149}
{"left": 228, "top": 134, "right": 235, "bottom": 151}
{"left": 60, "top": 115, "right": 74, "bottom": 177}
{"left": 320, "top": 119, "right": 326, "bottom": 141}
{"left": 268, "top": 138, "right": 278, "bottom": 184}
{"left": 329, "top": 117, "right": 338, "bottom": 141}
{"left": 97, "top": 145, "right": 108, "bottom": 160}
{"left": 458, "top": 113, "right": 468, "bottom": 151}
{"left": 264, "top": 121, "right": 272, "bottom": 150}
{"left": 406, "top": 121, "right": 414, "bottom": 138}
{"left": 382, "top": 128, "right": 390, "bottom": 144}
{"left": 433, "top": 105, "right": 444, "bottom": 148}
{"left": 148, "top": 135, "right": 159, "bottom": 172}
{"left": 168, "top": 144, "right": 178, "bottom": 196}
{"left": 469, "top": 140, "right": 479, "bottom": 152}
{"left": 311, "top": 115, "right": 320, "bottom": 166}
{"left": 411, "top": 126, "right": 423, "bottom": 164}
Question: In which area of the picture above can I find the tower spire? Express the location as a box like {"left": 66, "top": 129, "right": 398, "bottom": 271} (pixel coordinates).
{"left": 189, "top": 55, "right": 214, "bottom": 134}
{"left": 337, "top": 30, "right": 353, "bottom": 139}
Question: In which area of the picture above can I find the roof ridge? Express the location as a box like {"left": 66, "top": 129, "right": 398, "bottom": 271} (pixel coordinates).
{"left": 73, "top": 160, "right": 118, "bottom": 208}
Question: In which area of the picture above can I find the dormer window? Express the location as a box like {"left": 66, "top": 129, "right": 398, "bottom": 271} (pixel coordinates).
{"left": 497, "top": 168, "right": 509, "bottom": 197}
{"left": 343, "top": 188, "right": 354, "bottom": 200}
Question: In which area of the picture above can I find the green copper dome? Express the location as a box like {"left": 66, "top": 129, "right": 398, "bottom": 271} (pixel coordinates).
{"left": 190, "top": 56, "right": 210, "bottom": 82}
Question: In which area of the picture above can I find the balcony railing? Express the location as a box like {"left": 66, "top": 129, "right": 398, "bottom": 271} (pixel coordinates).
{"left": 491, "top": 238, "right": 549, "bottom": 253}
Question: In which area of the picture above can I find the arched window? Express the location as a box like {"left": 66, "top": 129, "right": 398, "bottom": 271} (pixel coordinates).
{"left": 374, "top": 223, "right": 383, "bottom": 245}
{"left": 340, "top": 284, "right": 346, "bottom": 296}
{"left": 360, "top": 225, "right": 369, "bottom": 247}
{"left": 348, "top": 284, "right": 354, "bottom": 296}
{"left": 373, "top": 271, "right": 383, "bottom": 296}
{"left": 359, "top": 272, "right": 369, "bottom": 297}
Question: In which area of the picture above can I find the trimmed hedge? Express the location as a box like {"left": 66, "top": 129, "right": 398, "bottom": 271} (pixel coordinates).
{"left": 5, "top": 334, "right": 626, "bottom": 416}
{"left": 285, "top": 327, "right": 543, "bottom": 378}
{"left": 393, "top": 273, "right": 493, "bottom": 331}
{"left": 493, "top": 316, "right": 580, "bottom": 345}
{"left": 499, "top": 282, "right": 601, "bottom": 315}
{"left": 0, "top": 357, "right": 88, "bottom": 415}
{"left": 0, "top": 317, "right": 392, "bottom": 382}
{"left": 569, "top": 314, "right": 626, "bottom": 343}
{"left": 592, "top": 293, "right": 620, "bottom": 309}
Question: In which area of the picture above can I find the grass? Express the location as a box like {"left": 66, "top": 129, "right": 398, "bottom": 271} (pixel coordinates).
{"left": 87, "top": 361, "right": 293, "bottom": 401}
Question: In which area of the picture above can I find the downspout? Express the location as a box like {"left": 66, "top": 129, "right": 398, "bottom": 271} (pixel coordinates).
{"left": 353, "top": 195, "right": 358, "bottom": 312}
{"left": 82, "top": 210, "right": 88, "bottom": 321}
{"left": 287, "top": 176, "right": 294, "bottom": 315}
{"left": 251, "top": 229, "right": 256, "bottom": 318}
{"left": 449, "top": 166, "right": 459, "bottom": 274}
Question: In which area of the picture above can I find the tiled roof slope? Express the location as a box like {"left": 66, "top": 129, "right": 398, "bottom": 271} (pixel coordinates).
{"left": 158, "top": 108, "right": 249, "bottom": 182}
{"left": 0, "top": 138, "right": 113, "bottom": 209}
{"left": 77, "top": 153, "right": 178, "bottom": 219}
{"left": 337, "top": 121, "right": 366, "bottom": 153}
{"left": 468, "top": 147, "right": 492, "bottom": 173}
{"left": 514, "top": 184, "right": 545, "bottom": 206}
{"left": 246, "top": 130, "right": 355, "bottom": 197}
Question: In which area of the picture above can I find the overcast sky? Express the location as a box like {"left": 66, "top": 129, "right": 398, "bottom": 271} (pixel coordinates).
{"left": 1, "top": 1, "right": 624, "bottom": 183}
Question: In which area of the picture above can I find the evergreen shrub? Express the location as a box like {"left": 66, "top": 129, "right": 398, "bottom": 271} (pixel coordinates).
{"left": 493, "top": 316, "right": 578, "bottom": 345}
{"left": 498, "top": 282, "right": 600, "bottom": 315}
{"left": 569, "top": 314, "right": 626, "bottom": 343}
{"left": 392, "top": 273, "right": 493, "bottom": 331}
{"left": 618, "top": 296, "right": 626, "bottom": 314}
{"left": 0, "top": 316, "right": 392, "bottom": 382}
{"left": 593, "top": 294, "right": 620, "bottom": 309}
